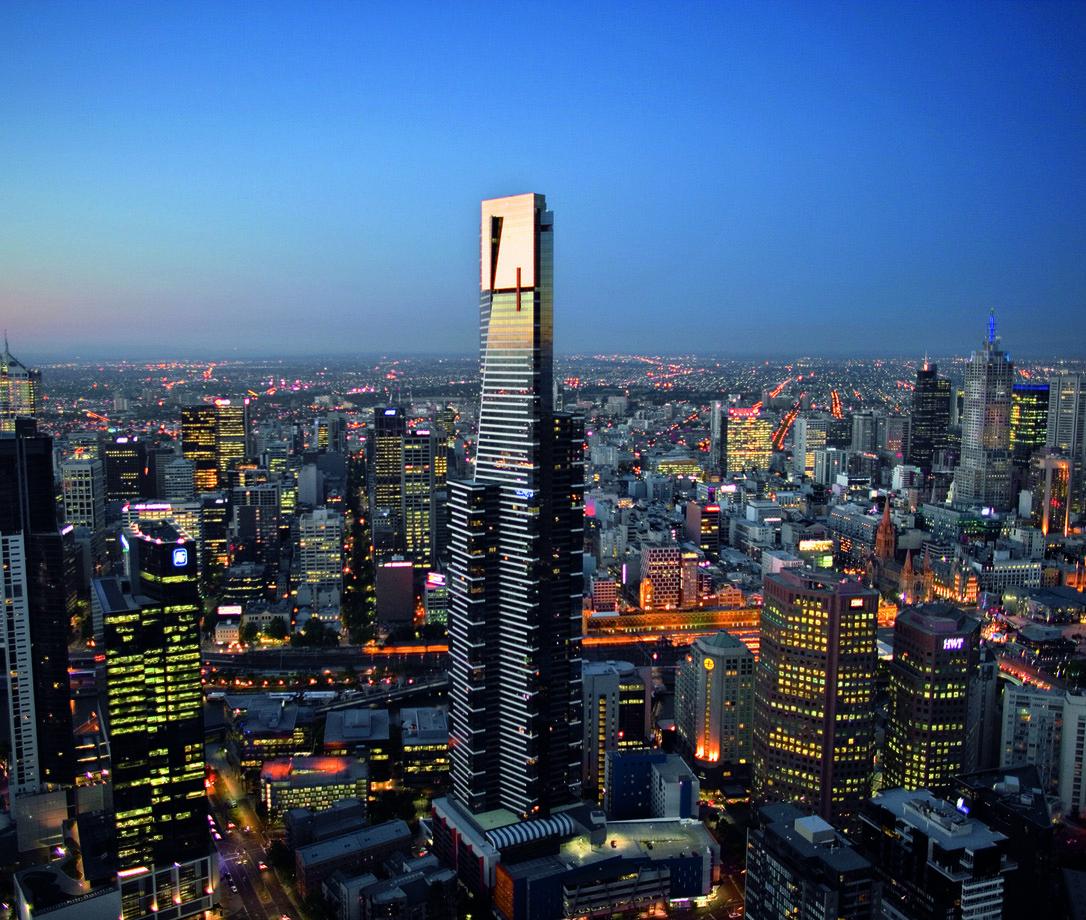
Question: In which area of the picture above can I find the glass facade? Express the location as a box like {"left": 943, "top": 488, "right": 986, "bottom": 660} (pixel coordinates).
{"left": 449, "top": 194, "right": 583, "bottom": 818}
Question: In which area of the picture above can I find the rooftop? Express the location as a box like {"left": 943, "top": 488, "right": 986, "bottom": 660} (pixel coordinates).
{"left": 325, "top": 708, "right": 390, "bottom": 744}
{"left": 261, "top": 756, "right": 367, "bottom": 786}
{"left": 874, "top": 788, "right": 1007, "bottom": 852}
{"left": 295, "top": 819, "right": 411, "bottom": 868}
{"left": 400, "top": 707, "right": 447, "bottom": 745}
{"left": 757, "top": 802, "right": 870, "bottom": 874}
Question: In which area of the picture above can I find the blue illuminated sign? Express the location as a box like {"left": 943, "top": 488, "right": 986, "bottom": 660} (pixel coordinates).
{"left": 172, "top": 547, "right": 189, "bottom": 568}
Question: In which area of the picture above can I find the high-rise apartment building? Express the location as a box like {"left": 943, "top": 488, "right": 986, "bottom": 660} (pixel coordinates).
{"left": 1047, "top": 373, "right": 1086, "bottom": 512}
{"left": 953, "top": 313, "right": 1014, "bottom": 510}
{"left": 100, "top": 521, "right": 211, "bottom": 920}
{"left": 884, "top": 604, "right": 980, "bottom": 794}
{"left": 0, "top": 337, "right": 41, "bottom": 433}
{"left": 1010, "top": 382, "right": 1050, "bottom": 468}
{"left": 61, "top": 456, "right": 107, "bottom": 532}
{"left": 908, "top": 360, "right": 951, "bottom": 471}
{"left": 754, "top": 569, "right": 878, "bottom": 820}
{"left": 447, "top": 193, "right": 584, "bottom": 818}
{"left": 675, "top": 631, "right": 755, "bottom": 772}
{"left": 181, "top": 399, "right": 250, "bottom": 492}
{"left": 726, "top": 406, "right": 773, "bottom": 474}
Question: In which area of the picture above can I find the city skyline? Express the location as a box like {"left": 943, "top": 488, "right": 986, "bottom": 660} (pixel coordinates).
{"left": 3, "top": 2, "right": 1085, "bottom": 357}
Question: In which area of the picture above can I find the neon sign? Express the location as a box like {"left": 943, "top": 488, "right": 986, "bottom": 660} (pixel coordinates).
{"left": 943, "top": 637, "right": 964, "bottom": 651}
{"left": 172, "top": 547, "right": 189, "bottom": 568}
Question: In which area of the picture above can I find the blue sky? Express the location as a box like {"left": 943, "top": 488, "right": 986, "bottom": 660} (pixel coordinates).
{"left": 1, "top": 1, "right": 1083, "bottom": 358}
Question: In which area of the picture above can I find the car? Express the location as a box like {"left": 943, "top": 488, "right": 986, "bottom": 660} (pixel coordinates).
{"left": 227, "top": 822, "right": 236, "bottom": 830}
{"left": 728, "top": 909, "right": 743, "bottom": 919}
{"left": 243, "top": 825, "right": 252, "bottom": 834}
{"left": 258, "top": 862, "right": 268, "bottom": 871}
{"left": 281, "top": 915, "right": 292, "bottom": 920}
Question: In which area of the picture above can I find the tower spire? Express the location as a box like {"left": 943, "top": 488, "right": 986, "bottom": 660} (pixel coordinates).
{"left": 987, "top": 309, "right": 997, "bottom": 345}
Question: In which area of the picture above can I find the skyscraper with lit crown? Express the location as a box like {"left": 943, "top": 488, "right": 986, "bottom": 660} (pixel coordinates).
{"left": 0, "top": 336, "right": 41, "bottom": 433}
{"left": 953, "top": 311, "right": 1014, "bottom": 510}
{"left": 447, "top": 193, "right": 584, "bottom": 818}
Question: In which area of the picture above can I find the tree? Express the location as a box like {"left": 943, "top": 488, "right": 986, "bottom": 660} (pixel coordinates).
{"left": 241, "top": 621, "right": 260, "bottom": 644}
{"left": 264, "top": 617, "right": 289, "bottom": 641}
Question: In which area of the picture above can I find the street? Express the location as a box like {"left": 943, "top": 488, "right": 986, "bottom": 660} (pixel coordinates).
{"left": 208, "top": 745, "right": 299, "bottom": 920}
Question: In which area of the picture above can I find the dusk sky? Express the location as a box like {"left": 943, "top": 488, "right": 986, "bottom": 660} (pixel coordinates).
{"left": 2, "top": 1, "right": 1084, "bottom": 359}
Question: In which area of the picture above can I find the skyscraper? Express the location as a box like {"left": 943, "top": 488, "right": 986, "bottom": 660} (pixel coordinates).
{"left": 0, "top": 425, "right": 76, "bottom": 796}
{"left": 369, "top": 405, "right": 406, "bottom": 554}
{"left": 1010, "top": 382, "right": 1050, "bottom": 469}
{"left": 1047, "top": 373, "right": 1086, "bottom": 513}
{"left": 61, "top": 456, "right": 107, "bottom": 532}
{"left": 675, "top": 631, "right": 755, "bottom": 772}
{"left": 181, "top": 405, "right": 218, "bottom": 491}
{"left": 1029, "top": 451, "right": 1072, "bottom": 538}
{"left": 0, "top": 336, "right": 41, "bottom": 433}
{"left": 708, "top": 399, "right": 726, "bottom": 479}
{"left": 102, "top": 434, "right": 148, "bottom": 502}
{"left": 403, "top": 426, "right": 437, "bottom": 568}
{"left": 181, "top": 399, "right": 250, "bottom": 492}
{"left": 753, "top": 569, "right": 878, "bottom": 820}
{"left": 102, "top": 521, "right": 208, "bottom": 874}
{"left": 447, "top": 193, "right": 584, "bottom": 817}
{"left": 884, "top": 604, "right": 980, "bottom": 794}
{"left": 725, "top": 406, "right": 773, "bottom": 474}
{"left": 908, "top": 360, "right": 951, "bottom": 471}
{"left": 953, "top": 312, "right": 1014, "bottom": 511}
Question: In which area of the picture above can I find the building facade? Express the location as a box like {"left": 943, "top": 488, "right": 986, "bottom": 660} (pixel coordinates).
{"left": 447, "top": 193, "right": 584, "bottom": 818}
{"left": 753, "top": 570, "right": 878, "bottom": 820}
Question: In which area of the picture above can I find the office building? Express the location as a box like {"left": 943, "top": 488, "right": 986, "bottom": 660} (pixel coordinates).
{"left": 260, "top": 756, "right": 369, "bottom": 821}
{"left": 708, "top": 399, "right": 726, "bottom": 478}
{"left": 884, "top": 604, "right": 980, "bottom": 794}
{"left": 604, "top": 750, "right": 700, "bottom": 820}
{"left": 857, "top": 788, "right": 1013, "bottom": 919}
{"left": 1010, "top": 381, "right": 1050, "bottom": 469}
{"left": 725, "top": 406, "right": 773, "bottom": 474}
{"left": 1000, "top": 685, "right": 1065, "bottom": 794}
{"left": 403, "top": 426, "right": 437, "bottom": 567}
{"left": 447, "top": 193, "right": 584, "bottom": 817}
{"left": 753, "top": 570, "right": 877, "bottom": 820}
{"left": 640, "top": 545, "right": 681, "bottom": 609}
{"left": 675, "top": 631, "right": 754, "bottom": 772}
{"left": 370, "top": 405, "right": 407, "bottom": 554}
{"left": 181, "top": 399, "right": 250, "bottom": 492}
{"left": 908, "top": 360, "right": 951, "bottom": 471}
{"left": 297, "top": 507, "right": 344, "bottom": 597}
{"left": 102, "top": 521, "right": 207, "bottom": 870}
{"left": 744, "top": 803, "right": 878, "bottom": 920}
{"left": 61, "top": 457, "right": 107, "bottom": 532}
{"left": 0, "top": 425, "right": 76, "bottom": 834}
{"left": 1029, "top": 451, "right": 1072, "bottom": 538}
{"left": 102, "top": 434, "right": 148, "bottom": 501}
{"left": 0, "top": 336, "right": 41, "bottom": 432}
{"left": 954, "top": 312, "right": 1014, "bottom": 510}
{"left": 581, "top": 661, "right": 650, "bottom": 803}
{"left": 1047, "top": 373, "right": 1086, "bottom": 513}
{"left": 792, "top": 415, "right": 832, "bottom": 479}
{"left": 685, "top": 500, "right": 721, "bottom": 561}
{"left": 163, "top": 457, "right": 196, "bottom": 501}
